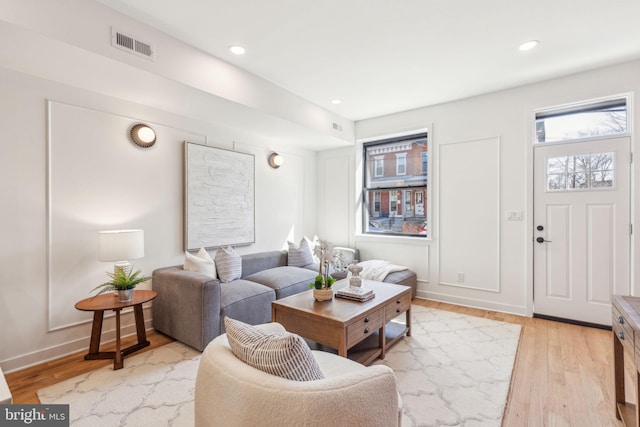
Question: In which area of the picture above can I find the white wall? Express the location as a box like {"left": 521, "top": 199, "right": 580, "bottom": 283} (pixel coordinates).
{"left": 0, "top": 5, "right": 326, "bottom": 371}
{"left": 3, "top": 0, "right": 640, "bottom": 373}
{"left": 0, "top": 0, "right": 354, "bottom": 150}
{"left": 319, "top": 60, "right": 640, "bottom": 316}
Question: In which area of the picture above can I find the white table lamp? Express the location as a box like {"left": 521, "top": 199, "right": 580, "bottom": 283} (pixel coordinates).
{"left": 98, "top": 229, "right": 145, "bottom": 275}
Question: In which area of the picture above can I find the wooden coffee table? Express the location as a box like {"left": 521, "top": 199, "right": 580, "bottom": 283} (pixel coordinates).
{"left": 271, "top": 280, "right": 411, "bottom": 365}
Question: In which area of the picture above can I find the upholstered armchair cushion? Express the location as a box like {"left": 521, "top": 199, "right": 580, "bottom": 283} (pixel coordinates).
{"left": 195, "top": 322, "right": 401, "bottom": 427}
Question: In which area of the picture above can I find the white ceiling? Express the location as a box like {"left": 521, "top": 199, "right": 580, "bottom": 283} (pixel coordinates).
{"left": 97, "top": 0, "right": 640, "bottom": 122}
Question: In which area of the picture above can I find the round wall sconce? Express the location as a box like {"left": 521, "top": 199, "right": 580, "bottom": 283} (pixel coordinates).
{"left": 129, "top": 123, "right": 156, "bottom": 148}
{"left": 268, "top": 152, "right": 284, "bottom": 169}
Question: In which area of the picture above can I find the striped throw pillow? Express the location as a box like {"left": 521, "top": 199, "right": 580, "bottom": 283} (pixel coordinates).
{"left": 215, "top": 246, "right": 242, "bottom": 283}
{"left": 224, "top": 317, "right": 324, "bottom": 382}
{"left": 287, "top": 238, "right": 314, "bottom": 267}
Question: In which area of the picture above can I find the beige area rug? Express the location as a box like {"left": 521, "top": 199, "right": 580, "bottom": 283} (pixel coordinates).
{"left": 374, "top": 305, "right": 521, "bottom": 427}
{"left": 38, "top": 305, "right": 521, "bottom": 427}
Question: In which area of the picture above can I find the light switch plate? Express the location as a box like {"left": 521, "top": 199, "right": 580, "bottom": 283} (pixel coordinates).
{"left": 506, "top": 211, "right": 523, "bottom": 221}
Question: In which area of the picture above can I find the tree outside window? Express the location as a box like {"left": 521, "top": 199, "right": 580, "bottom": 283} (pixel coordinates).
{"left": 535, "top": 98, "right": 627, "bottom": 143}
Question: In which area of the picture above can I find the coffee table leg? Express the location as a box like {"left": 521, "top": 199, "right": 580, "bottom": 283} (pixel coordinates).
{"left": 114, "top": 309, "right": 123, "bottom": 370}
{"left": 338, "top": 336, "right": 347, "bottom": 358}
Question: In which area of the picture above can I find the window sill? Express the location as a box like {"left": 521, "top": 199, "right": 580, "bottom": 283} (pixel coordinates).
{"left": 355, "top": 233, "right": 431, "bottom": 246}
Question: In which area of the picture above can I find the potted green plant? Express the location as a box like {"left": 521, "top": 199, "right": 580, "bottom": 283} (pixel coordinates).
{"left": 92, "top": 268, "right": 151, "bottom": 302}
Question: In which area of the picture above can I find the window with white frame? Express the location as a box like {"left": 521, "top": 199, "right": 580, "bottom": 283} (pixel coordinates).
{"left": 396, "top": 153, "right": 407, "bottom": 175}
{"left": 363, "top": 132, "right": 428, "bottom": 237}
{"left": 535, "top": 97, "right": 628, "bottom": 143}
{"left": 374, "top": 156, "right": 384, "bottom": 177}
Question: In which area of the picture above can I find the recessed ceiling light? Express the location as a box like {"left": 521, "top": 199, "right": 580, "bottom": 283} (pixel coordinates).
{"left": 229, "top": 45, "right": 246, "bottom": 55}
{"left": 330, "top": 99, "right": 342, "bottom": 105}
{"left": 519, "top": 40, "right": 539, "bottom": 51}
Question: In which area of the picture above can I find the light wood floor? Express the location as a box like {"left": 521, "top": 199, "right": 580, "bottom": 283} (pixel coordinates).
{"left": 5, "top": 299, "right": 625, "bottom": 426}
{"left": 5, "top": 331, "right": 175, "bottom": 404}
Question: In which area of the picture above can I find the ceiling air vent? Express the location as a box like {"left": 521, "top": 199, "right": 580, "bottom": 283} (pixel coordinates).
{"left": 332, "top": 122, "right": 343, "bottom": 132}
{"left": 111, "top": 27, "right": 155, "bottom": 61}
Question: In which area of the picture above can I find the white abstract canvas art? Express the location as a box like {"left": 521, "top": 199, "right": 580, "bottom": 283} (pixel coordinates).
{"left": 185, "top": 142, "right": 255, "bottom": 250}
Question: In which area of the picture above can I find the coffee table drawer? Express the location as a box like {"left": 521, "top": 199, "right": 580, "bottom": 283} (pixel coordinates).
{"left": 385, "top": 292, "right": 411, "bottom": 323}
{"left": 613, "top": 304, "right": 634, "bottom": 357}
{"left": 346, "top": 310, "right": 384, "bottom": 347}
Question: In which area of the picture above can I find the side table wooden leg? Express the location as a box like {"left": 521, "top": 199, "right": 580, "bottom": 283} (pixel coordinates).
{"left": 114, "top": 309, "right": 123, "bottom": 370}
{"left": 406, "top": 305, "right": 412, "bottom": 337}
{"left": 133, "top": 303, "right": 148, "bottom": 345}
{"left": 87, "top": 310, "right": 104, "bottom": 357}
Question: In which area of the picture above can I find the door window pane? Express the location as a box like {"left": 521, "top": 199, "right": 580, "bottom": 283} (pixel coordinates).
{"left": 548, "top": 174, "right": 566, "bottom": 190}
{"left": 546, "top": 152, "right": 614, "bottom": 191}
{"left": 547, "top": 157, "right": 567, "bottom": 174}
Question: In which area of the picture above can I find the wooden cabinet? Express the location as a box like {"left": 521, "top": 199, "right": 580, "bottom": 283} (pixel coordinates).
{"left": 612, "top": 295, "right": 640, "bottom": 426}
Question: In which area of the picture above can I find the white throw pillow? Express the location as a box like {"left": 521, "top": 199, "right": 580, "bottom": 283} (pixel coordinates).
{"left": 287, "top": 238, "right": 314, "bottom": 267}
{"left": 224, "top": 317, "right": 324, "bottom": 382}
{"left": 215, "top": 246, "right": 242, "bottom": 282}
{"left": 184, "top": 247, "right": 216, "bottom": 278}
{"left": 304, "top": 235, "right": 320, "bottom": 263}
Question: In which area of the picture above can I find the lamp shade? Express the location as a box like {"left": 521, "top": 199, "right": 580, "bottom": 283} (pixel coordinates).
{"left": 98, "top": 229, "right": 144, "bottom": 261}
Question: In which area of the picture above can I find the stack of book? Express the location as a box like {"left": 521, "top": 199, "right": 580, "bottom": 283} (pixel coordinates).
{"left": 336, "top": 286, "right": 375, "bottom": 302}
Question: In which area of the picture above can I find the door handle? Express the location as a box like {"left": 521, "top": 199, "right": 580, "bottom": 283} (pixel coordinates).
{"left": 536, "top": 237, "right": 552, "bottom": 243}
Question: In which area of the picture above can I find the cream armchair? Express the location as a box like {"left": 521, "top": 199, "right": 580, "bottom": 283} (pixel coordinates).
{"left": 195, "top": 322, "right": 401, "bottom": 427}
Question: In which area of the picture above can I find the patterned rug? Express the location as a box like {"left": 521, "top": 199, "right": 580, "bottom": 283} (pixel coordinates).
{"left": 38, "top": 305, "right": 521, "bottom": 427}
{"left": 375, "top": 306, "right": 521, "bottom": 427}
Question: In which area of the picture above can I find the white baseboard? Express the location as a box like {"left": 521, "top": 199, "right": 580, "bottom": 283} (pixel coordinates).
{"left": 415, "top": 290, "right": 528, "bottom": 317}
{"left": 2, "top": 318, "right": 154, "bottom": 374}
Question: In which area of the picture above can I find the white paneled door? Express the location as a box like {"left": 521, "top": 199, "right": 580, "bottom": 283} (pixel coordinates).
{"left": 533, "top": 137, "right": 630, "bottom": 326}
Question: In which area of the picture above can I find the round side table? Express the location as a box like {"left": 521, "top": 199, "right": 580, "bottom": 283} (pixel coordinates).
{"left": 75, "top": 290, "right": 157, "bottom": 370}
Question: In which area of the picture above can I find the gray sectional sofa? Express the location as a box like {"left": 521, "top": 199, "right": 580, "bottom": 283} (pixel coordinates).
{"left": 152, "top": 248, "right": 417, "bottom": 351}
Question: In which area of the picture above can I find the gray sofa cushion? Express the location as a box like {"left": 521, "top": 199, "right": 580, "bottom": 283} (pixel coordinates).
{"left": 220, "top": 280, "right": 275, "bottom": 333}
{"left": 244, "top": 266, "right": 317, "bottom": 299}
{"left": 241, "top": 251, "right": 287, "bottom": 277}
{"left": 385, "top": 269, "right": 417, "bottom": 298}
